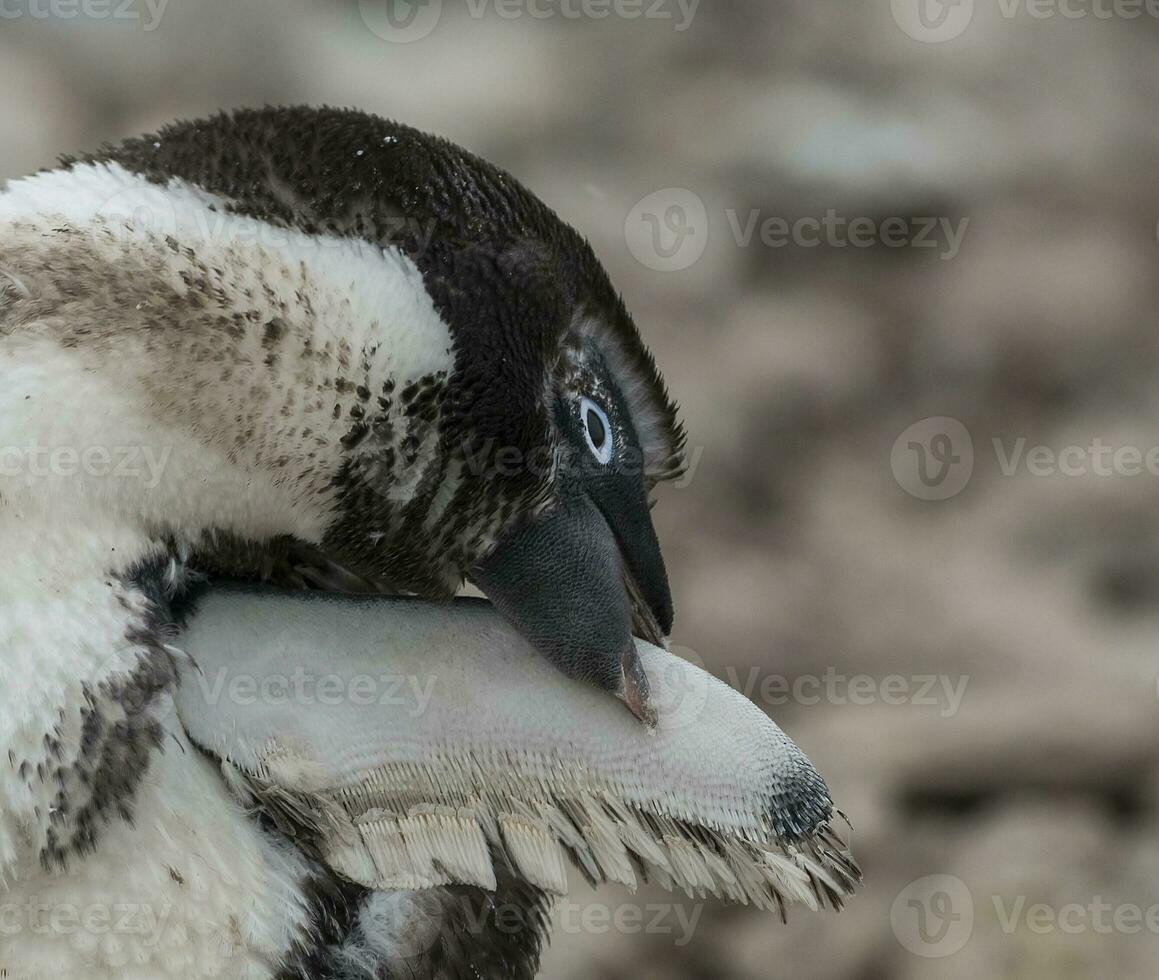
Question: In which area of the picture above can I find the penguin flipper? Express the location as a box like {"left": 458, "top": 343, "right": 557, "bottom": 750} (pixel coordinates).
{"left": 173, "top": 584, "right": 859, "bottom": 912}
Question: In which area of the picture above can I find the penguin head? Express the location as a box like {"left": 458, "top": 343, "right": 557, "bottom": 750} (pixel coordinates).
{"left": 456, "top": 260, "right": 683, "bottom": 724}
{"left": 77, "top": 106, "right": 686, "bottom": 720}
{"left": 411, "top": 237, "right": 686, "bottom": 723}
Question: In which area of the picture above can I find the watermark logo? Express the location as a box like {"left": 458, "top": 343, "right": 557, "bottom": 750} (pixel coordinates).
{"left": 94, "top": 185, "right": 180, "bottom": 248}
{"left": 0, "top": 442, "right": 172, "bottom": 489}
{"left": 435, "top": 895, "right": 704, "bottom": 946}
{"left": 725, "top": 667, "right": 970, "bottom": 718}
{"left": 370, "top": 891, "right": 446, "bottom": 957}
{"left": 625, "top": 196, "right": 968, "bottom": 271}
{"left": 991, "top": 437, "right": 1159, "bottom": 479}
{"left": 651, "top": 644, "right": 711, "bottom": 733}
{"left": 0, "top": 0, "right": 169, "bottom": 31}
{"left": 189, "top": 667, "right": 437, "bottom": 716}
{"left": 359, "top": 0, "right": 698, "bottom": 41}
{"left": 458, "top": 438, "right": 704, "bottom": 489}
{"left": 894, "top": 0, "right": 1159, "bottom": 42}
{"left": 893, "top": 419, "right": 1159, "bottom": 500}
{"left": 466, "top": 0, "right": 698, "bottom": 29}
{"left": 891, "top": 0, "right": 974, "bottom": 42}
{"left": 624, "top": 188, "right": 708, "bottom": 272}
{"left": 893, "top": 879, "right": 1159, "bottom": 956}
{"left": 364, "top": 893, "right": 702, "bottom": 950}
{"left": 0, "top": 899, "right": 173, "bottom": 948}
{"left": 359, "top": 0, "right": 443, "bottom": 42}
{"left": 891, "top": 417, "right": 974, "bottom": 501}
{"left": 993, "top": 894, "right": 1159, "bottom": 935}
{"left": 727, "top": 209, "right": 968, "bottom": 261}
{"left": 891, "top": 874, "right": 974, "bottom": 958}
{"left": 555, "top": 899, "right": 702, "bottom": 945}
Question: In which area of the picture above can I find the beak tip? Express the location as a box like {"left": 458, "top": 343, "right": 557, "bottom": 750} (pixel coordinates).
{"left": 621, "top": 645, "right": 658, "bottom": 728}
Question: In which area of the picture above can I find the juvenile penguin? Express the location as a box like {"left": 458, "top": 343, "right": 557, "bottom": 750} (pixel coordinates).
{"left": 0, "top": 108, "right": 855, "bottom": 979}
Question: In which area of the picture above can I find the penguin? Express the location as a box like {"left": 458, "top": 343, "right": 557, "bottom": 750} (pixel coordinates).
{"left": 0, "top": 106, "right": 687, "bottom": 978}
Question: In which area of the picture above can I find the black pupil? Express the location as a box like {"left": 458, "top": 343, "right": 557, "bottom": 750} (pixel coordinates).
{"left": 585, "top": 407, "right": 606, "bottom": 449}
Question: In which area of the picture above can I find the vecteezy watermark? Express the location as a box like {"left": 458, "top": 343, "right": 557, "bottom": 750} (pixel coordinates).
{"left": 0, "top": 442, "right": 171, "bottom": 489}
{"left": 457, "top": 438, "right": 704, "bottom": 489}
{"left": 993, "top": 895, "right": 1159, "bottom": 935}
{"left": 373, "top": 893, "right": 704, "bottom": 959}
{"left": 893, "top": 417, "right": 1159, "bottom": 501}
{"left": 890, "top": 0, "right": 976, "bottom": 41}
{"left": 726, "top": 209, "right": 969, "bottom": 262}
{"left": 189, "top": 667, "right": 438, "bottom": 716}
{"left": 892, "top": 876, "right": 1159, "bottom": 958}
{"left": 476, "top": 896, "right": 703, "bottom": 946}
{"left": 358, "top": 0, "right": 698, "bottom": 43}
{"left": 554, "top": 899, "right": 703, "bottom": 946}
{"left": 624, "top": 189, "right": 968, "bottom": 272}
{"left": 892, "top": 0, "right": 1159, "bottom": 43}
{"left": 988, "top": 438, "right": 1159, "bottom": 479}
{"left": 891, "top": 417, "right": 974, "bottom": 501}
{"left": 724, "top": 667, "right": 970, "bottom": 718}
{"left": 647, "top": 644, "right": 711, "bottom": 733}
{"left": 0, "top": 899, "right": 172, "bottom": 948}
{"left": 358, "top": 0, "right": 444, "bottom": 42}
{"left": 0, "top": 0, "right": 168, "bottom": 30}
{"left": 624, "top": 188, "right": 710, "bottom": 273}
{"left": 891, "top": 875, "right": 975, "bottom": 958}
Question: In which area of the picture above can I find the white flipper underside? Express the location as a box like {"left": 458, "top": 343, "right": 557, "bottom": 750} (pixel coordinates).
{"left": 175, "top": 587, "right": 859, "bottom": 915}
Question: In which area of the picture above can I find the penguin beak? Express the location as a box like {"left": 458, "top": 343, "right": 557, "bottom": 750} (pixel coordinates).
{"left": 471, "top": 485, "right": 673, "bottom": 726}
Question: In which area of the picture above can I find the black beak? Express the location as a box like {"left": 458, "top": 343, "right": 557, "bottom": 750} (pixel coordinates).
{"left": 471, "top": 482, "right": 673, "bottom": 725}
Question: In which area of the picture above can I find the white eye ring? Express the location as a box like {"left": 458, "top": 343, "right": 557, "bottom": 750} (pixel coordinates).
{"left": 580, "top": 396, "right": 613, "bottom": 465}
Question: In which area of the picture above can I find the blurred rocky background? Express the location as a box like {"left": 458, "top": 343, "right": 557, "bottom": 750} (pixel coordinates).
{"left": 4, "top": 1, "right": 1158, "bottom": 976}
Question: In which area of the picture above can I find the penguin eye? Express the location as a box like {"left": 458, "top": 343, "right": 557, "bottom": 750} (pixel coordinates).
{"left": 579, "top": 396, "right": 613, "bottom": 465}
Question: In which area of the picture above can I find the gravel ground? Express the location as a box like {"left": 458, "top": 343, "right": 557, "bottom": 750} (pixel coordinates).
{"left": 4, "top": 3, "right": 1157, "bottom": 977}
